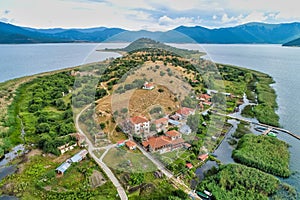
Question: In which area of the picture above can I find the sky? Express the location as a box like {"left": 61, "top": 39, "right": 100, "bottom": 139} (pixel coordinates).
{"left": 0, "top": 0, "right": 299, "bottom": 31}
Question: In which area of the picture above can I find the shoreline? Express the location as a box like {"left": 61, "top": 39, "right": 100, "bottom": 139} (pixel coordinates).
{"left": 0, "top": 47, "right": 285, "bottom": 199}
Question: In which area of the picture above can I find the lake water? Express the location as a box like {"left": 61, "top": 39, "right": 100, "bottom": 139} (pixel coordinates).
{"left": 0, "top": 43, "right": 126, "bottom": 83}
{"left": 171, "top": 43, "right": 300, "bottom": 195}
{"left": 0, "top": 43, "right": 299, "bottom": 195}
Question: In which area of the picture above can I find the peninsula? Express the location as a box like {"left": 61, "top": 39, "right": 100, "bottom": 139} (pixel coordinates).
{"left": 0, "top": 39, "right": 295, "bottom": 200}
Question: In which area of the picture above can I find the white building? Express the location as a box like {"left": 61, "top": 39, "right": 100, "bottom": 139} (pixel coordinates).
{"left": 130, "top": 116, "right": 150, "bottom": 135}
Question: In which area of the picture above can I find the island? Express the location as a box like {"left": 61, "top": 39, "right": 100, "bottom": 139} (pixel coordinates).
{"left": 0, "top": 38, "right": 296, "bottom": 200}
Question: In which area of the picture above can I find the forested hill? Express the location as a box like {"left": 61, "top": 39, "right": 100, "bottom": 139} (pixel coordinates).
{"left": 107, "top": 38, "right": 204, "bottom": 58}
{"left": 283, "top": 37, "right": 300, "bottom": 47}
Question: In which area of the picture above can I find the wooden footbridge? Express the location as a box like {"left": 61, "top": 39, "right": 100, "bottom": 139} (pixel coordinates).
{"left": 216, "top": 112, "right": 300, "bottom": 140}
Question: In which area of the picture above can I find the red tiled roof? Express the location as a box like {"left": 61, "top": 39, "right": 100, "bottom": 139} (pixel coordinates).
{"left": 142, "top": 136, "right": 184, "bottom": 150}
{"left": 165, "top": 130, "right": 180, "bottom": 137}
{"left": 155, "top": 117, "right": 168, "bottom": 124}
{"left": 144, "top": 82, "right": 154, "bottom": 88}
{"left": 176, "top": 107, "right": 194, "bottom": 116}
{"left": 171, "top": 138, "right": 184, "bottom": 145}
{"left": 183, "top": 143, "right": 191, "bottom": 148}
{"left": 186, "top": 163, "right": 193, "bottom": 169}
{"left": 130, "top": 116, "right": 149, "bottom": 124}
{"left": 198, "top": 154, "right": 209, "bottom": 161}
{"left": 142, "top": 136, "right": 171, "bottom": 149}
{"left": 203, "top": 101, "right": 212, "bottom": 106}
{"left": 125, "top": 140, "right": 136, "bottom": 148}
{"left": 117, "top": 140, "right": 125, "bottom": 144}
{"left": 199, "top": 94, "right": 211, "bottom": 100}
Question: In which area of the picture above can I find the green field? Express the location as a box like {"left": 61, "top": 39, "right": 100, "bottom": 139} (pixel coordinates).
{"left": 0, "top": 152, "right": 118, "bottom": 200}
{"left": 197, "top": 163, "right": 280, "bottom": 200}
{"left": 232, "top": 134, "right": 290, "bottom": 177}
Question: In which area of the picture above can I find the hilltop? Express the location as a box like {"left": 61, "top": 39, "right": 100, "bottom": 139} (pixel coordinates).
{"left": 104, "top": 38, "right": 204, "bottom": 58}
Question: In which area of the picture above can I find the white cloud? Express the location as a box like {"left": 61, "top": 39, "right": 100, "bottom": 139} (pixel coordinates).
{"left": 240, "top": 11, "right": 268, "bottom": 24}
{"left": 0, "top": 0, "right": 300, "bottom": 30}
{"left": 158, "top": 15, "right": 202, "bottom": 29}
{"left": 221, "top": 13, "right": 243, "bottom": 24}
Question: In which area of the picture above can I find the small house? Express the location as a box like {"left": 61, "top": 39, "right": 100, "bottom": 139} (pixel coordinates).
{"left": 198, "top": 94, "right": 211, "bottom": 101}
{"left": 165, "top": 130, "right": 181, "bottom": 140}
{"left": 57, "top": 143, "right": 77, "bottom": 155}
{"left": 56, "top": 162, "right": 71, "bottom": 175}
{"left": 154, "top": 117, "right": 168, "bottom": 132}
{"left": 125, "top": 140, "right": 137, "bottom": 150}
{"left": 70, "top": 149, "right": 88, "bottom": 163}
{"left": 186, "top": 163, "right": 193, "bottom": 169}
{"left": 176, "top": 107, "right": 195, "bottom": 119}
{"left": 198, "top": 153, "right": 209, "bottom": 162}
{"left": 117, "top": 140, "right": 126, "bottom": 147}
{"left": 183, "top": 143, "right": 191, "bottom": 149}
{"left": 143, "top": 82, "right": 155, "bottom": 90}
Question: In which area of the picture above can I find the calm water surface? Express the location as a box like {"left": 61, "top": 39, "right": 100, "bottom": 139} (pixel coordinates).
{"left": 0, "top": 43, "right": 126, "bottom": 82}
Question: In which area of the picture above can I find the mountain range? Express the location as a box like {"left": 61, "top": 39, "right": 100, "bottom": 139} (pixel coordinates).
{"left": 1, "top": 21, "right": 300, "bottom": 44}
{"left": 283, "top": 37, "right": 300, "bottom": 46}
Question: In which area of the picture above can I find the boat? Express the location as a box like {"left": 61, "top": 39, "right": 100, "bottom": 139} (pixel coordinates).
{"left": 255, "top": 127, "right": 267, "bottom": 132}
{"left": 270, "top": 130, "right": 279, "bottom": 134}
{"left": 196, "top": 191, "right": 209, "bottom": 199}
{"left": 204, "top": 190, "right": 212, "bottom": 196}
{"left": 267, "top": 132, "right": 277, "bottom": 138}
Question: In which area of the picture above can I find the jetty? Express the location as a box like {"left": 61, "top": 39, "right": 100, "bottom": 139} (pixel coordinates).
{"left": 215, "top": 112, "right": 300, "bottom": 140}
{"left": 262, "top": 128, "right": 272, "bottom": 135}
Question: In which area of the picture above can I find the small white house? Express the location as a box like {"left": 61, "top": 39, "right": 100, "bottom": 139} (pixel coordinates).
{"left": 143, "top": 82, "right": 155, "bottom": 90}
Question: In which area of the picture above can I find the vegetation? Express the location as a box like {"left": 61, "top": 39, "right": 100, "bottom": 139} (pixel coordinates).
{"left": 0, "top": 154, "right": 118, "bottom": 199}
{"left": 241, "top": 105, "right": 255, "bottom": 118}
{"left": 253, "top": 74, "right": 279, "bottom": 126}
{"left": 232, "top": 134, "right": 290, "bottom": 177}
{"left": 218, "top": 64, "right": 279, "bottom": 126}
{"left": 232, "top": 121, "right": 251, "bottom": 139}
{"left": 2, "top": 72, "right": 76, "bottom": 155}
{"left": 197, "top": 163, "right": 280, "bottom": 200}
{"left": 0, "top": 39, "right": 287, "bottom": 199}
{"left": 119, "top": 38, "right": 204, "bottom": 59}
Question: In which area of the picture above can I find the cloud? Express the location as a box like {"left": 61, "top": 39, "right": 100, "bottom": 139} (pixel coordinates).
{"left": 221, "top": 13, "right": 243, "bottom": 24}
{"left": 240, "top": 11, "right": 268, "bottom": 24}
{"left": 0, "top": 0, "right": 300, "bottom": 30}
{"left": 0, "top": 17, "right": 9, "bottom": 23}
{"left": 158, "top": 15, "right": 202, "bottom": 29}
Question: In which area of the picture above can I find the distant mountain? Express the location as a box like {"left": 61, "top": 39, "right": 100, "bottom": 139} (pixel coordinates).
{"left": 1, "top": 21, "right": 300, "bottom": 44}
{"left": 0, "top": 22, "right": 67, "bottom": 43}
{"left": 0, "top": 22, "right": 125, "bottom": 43}
{"left": 174, "top": 22, "right": 300, "bottom": 44}
{"left": 283, "top": 37, "right": 300, "bottom": 47}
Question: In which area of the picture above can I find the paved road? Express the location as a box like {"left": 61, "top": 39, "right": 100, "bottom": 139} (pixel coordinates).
{"left": 75, "top": 104, "right": 128, "bottom": 200}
